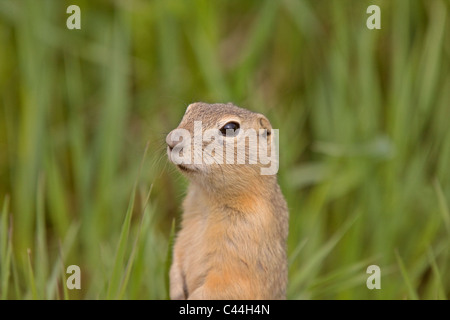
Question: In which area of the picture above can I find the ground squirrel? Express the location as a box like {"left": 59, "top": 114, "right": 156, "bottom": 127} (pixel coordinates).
{"left": 166, "top": 102, "right": 289, "bottom": 300}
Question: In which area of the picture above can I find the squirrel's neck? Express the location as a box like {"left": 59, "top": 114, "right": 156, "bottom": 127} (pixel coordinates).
{"left": 189, "top": 174, "right": 278, "bottom": 216}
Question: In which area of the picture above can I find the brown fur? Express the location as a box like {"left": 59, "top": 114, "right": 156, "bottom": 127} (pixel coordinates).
{"left": 166, "top": 102, "right": 288, "bottom": 300}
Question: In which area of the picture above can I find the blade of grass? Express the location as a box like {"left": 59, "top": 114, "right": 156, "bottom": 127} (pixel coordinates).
{"left": 417, "top": 0, "right": 447, "bottom": 113}
{"left": 106, "top": 142, "right": 150, "bottom": 299}
{"left": 427, "top": 248, "right": 446, "bottom": 300}
{"left": 187, "top": 0, "right": 230, "bottom": 99}
{"left": 433, "top": 178, "right": 450, "bottom": 237}
{"left": 164, "top": 218, "right": 176, "bottom": 300}
{"left": 59, "top": 241, "right": 70, "bottom": 300}
{"left": 288, "top": 238, "right": 308, "bottom": 265}
{"left": 395, "top": 250, "right": 419, "bottom": 300}
{"left": 289, "top": 214, "right": 359, "bottom": 296}
{"left": 233, "top": 0, "right": 279, "bottom": 98}
{"left": 45, "top": 222, "right": 80, "bottom": 300}
{"left": 1, "top": 195, "right": 9, "bottom": 260}
{"left": 35, "top": 173, "right": 48, "bottom": 299}
{"left": 0, "top": 197, "right": 10, "bottom": 298}
{"left": 26, "top": 249, "right": 38, "bottom": 300}
{"left": 9, "top": 235, "right": 21, "bottom": 299}
{"left": 105, "top": 184, "right": 136, "bottom": 299}
{"left": 1, "top": 207, "right": 12, "bottom": 299}
{"left": 116, "top": 184, "right": 153, "bottom": 299}
{"left": 2, "top": 233, "right": 13, "bottom": 300}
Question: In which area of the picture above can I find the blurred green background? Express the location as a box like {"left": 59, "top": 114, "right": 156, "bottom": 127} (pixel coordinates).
{"left": 0, "top": 0, "right": 449, "bottom": 299}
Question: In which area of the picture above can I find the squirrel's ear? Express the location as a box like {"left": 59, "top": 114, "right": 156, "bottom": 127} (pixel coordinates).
{"left": 256, "top": 114, "right": 272, "bottom": 137}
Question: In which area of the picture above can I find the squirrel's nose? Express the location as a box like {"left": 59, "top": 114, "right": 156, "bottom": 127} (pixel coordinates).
{"left": 166, "top": 131, "right": 179, "bottom": 151}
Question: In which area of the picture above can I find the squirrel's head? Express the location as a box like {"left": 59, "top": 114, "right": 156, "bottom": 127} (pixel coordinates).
{"left": 166, "top": 102, "right": 278, "bottom": 192}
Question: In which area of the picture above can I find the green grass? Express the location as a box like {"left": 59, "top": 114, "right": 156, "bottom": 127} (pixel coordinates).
{"left": 0, "top": 0, "right": 449, "bottom": 299}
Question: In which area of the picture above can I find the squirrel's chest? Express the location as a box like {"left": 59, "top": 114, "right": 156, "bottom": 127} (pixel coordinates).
{"left": 176, "top": 212, "right": 218, "bottom": 293}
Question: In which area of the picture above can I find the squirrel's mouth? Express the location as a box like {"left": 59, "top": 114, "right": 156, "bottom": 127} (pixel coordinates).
{"left": 177, "top": 164, "right": 196, "bottom": 173}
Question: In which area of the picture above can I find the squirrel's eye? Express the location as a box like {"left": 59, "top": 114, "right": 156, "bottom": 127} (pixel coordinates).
{"left": 220, "top": 122, "right": 240, "bottom": 136}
